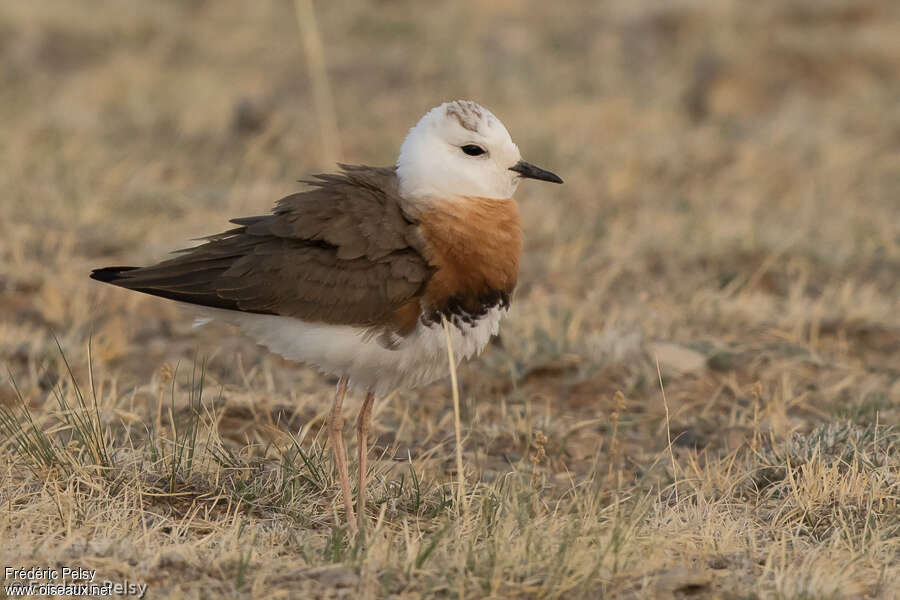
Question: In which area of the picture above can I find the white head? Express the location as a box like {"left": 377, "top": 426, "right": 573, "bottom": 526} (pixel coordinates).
{"left": 396, "top": 100, "right": 562, "bottom": 200}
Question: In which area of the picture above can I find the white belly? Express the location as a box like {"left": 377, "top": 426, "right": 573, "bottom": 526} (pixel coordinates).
{"left": 191, "top": 306, "right": 506, "bottom": 396}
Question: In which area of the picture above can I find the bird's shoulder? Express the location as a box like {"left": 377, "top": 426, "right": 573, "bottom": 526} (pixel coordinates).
{"left": 230, "top": 164, "right": 425, "bottom": 261}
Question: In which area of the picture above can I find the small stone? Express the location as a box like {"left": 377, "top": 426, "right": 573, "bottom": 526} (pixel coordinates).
{"left": 651, "top": 567, "right": 713, "bottom": 595}
{"left": 707, "top": 351, "right": 744, "bottom": 372}
{"left": 649, "top": 343, "right": 707, "bottom": 376}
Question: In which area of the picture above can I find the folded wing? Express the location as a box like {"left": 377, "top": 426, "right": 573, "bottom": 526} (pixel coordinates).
{"left": 91, "top": 166, "right": 434, "bottom": 328}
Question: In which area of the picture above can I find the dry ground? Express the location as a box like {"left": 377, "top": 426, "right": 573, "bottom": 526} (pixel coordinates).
{"left": 1, "top": 1, "right": 899, "bottom": 598}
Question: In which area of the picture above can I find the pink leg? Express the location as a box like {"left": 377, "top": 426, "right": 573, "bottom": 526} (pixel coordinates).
{"left": 329, "top": 377, "right": 356, "bottom": 531}
{"left": 356, "top": 390, "right": 375, "bottom": 526}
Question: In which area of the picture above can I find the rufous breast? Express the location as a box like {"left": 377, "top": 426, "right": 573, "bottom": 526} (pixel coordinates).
{"left": 417, "top": 196, "right": 522, "bottom": 317}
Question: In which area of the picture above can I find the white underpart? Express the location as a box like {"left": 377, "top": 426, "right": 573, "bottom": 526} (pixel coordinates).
{"left": 189, "top": 306, "right": 506, "bottom": 396}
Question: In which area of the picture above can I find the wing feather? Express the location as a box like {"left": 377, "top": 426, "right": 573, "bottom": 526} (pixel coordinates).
{"left": 91, "top": 166, "right": 434, "bottom": 328}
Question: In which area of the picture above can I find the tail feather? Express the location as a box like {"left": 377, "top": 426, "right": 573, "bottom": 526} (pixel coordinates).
{"left": 89, "top": 266, "right": 140, "bottom": 283}
{"left": 89, "top": 265, "right": 264, "bottom": 313}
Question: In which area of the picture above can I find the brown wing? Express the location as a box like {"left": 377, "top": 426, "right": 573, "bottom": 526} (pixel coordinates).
{"left": 91, "top": 165, "right": 434, "bottom": 328}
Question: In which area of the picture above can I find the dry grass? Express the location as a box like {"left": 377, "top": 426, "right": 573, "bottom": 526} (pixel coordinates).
{"left": 1, "top": 1, "right": 899, "bottom": 598}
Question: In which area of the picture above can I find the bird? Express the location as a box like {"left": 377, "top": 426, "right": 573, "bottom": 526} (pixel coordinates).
{"left": 90, "top": 100, "right": 563, "bottom": 532}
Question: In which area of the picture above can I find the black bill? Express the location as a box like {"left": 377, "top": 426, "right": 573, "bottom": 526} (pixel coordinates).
{"left": 509, "top": 160, "right": 563, "bottom": 184}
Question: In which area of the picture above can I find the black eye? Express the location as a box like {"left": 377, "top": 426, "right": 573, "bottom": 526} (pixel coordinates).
{"left": 461, "top": 144, "right": 486, "bottom": 157}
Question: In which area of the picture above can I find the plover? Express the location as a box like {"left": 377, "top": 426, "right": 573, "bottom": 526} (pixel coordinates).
{"left": 91, "top": 100, "right": 562, "bottom": 530}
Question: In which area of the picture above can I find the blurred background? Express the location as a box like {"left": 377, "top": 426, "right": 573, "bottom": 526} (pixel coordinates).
{"left": 3, "top": 0, "right": 900, "bottom": 466}
{"left": 2, "top": 0, "right": 897, "bottom": 410}
{"left": 0, "top": 1, "right": 899, "bottom": 594}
